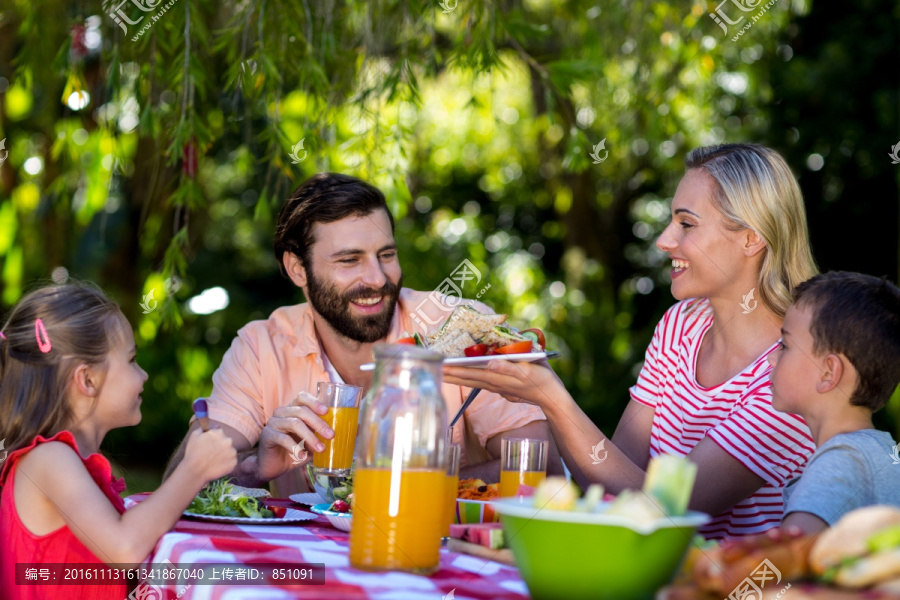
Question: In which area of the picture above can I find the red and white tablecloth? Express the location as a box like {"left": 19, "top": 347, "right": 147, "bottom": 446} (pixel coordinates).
{"left": 130, "top": 496, "right": 529, "bottom": 600}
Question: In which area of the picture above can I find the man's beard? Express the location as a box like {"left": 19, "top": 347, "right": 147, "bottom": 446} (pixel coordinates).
{"left": 305, "top": 266, "right": 402, "bottom": 343}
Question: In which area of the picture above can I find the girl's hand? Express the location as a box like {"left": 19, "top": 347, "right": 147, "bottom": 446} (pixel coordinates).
{"left": 443, "top": 359, "right": 568, "bottom": 408}
{"left": 182, "top": 428, "right": 238, "bottom": 482}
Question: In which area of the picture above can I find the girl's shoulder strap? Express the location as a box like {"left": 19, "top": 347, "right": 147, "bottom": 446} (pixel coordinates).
{"left": 0, "top": 430, "right": 126, "bottom": 512}
{"left": 0, "top": 431, "right": 80, "bottom": 485}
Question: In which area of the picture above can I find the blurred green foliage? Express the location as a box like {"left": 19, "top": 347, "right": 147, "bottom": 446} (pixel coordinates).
{"left": 0, "top": 0, "right": 896, "bottom": 480}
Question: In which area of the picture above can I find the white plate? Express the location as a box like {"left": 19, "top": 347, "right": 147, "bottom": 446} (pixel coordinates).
{"left": 359, "top": 352, "right": 548, "bottom": 371}
{"left": 310, "top": 502, "right": 352, "bottom": 532}
{"left": 289, "top": 492, "right": 327, "bottom": 505}
{"left": 182, "top": 508, "right": 316, "bottom": 524}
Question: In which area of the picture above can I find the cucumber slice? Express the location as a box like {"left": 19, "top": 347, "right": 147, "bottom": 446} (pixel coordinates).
{"left": 868, "top": 525, "right": 900, "bottom": 553}
{"left": 642, "top": 454, "right": 697, "bottom": 517}
{"left": 520, "top": 330, "right": 540, "bottom": 346}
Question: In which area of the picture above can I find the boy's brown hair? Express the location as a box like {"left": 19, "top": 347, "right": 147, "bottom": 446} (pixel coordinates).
{"left": 792, "top": 271, "right": 900, "bottom": 411}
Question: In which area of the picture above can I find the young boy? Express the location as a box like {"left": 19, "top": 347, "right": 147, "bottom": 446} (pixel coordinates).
{"left": 768, "top": 271, "right": 900, "bottom": 536}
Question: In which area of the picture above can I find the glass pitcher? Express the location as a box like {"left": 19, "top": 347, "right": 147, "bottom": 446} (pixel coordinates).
{"left": 349, "top": 344, "right": 447, "bottom": 574}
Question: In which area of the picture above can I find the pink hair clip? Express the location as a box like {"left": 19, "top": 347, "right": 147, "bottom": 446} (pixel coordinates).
{"left": 0, "top": 332, "right": 5, "bottom": 340}
{"left": 35, "top": 319, "right": 52, "bottom": 353}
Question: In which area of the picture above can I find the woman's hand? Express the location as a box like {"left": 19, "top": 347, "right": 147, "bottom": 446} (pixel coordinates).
{"left": 255, "top": 391, "right": 333, "bottom": 481}
{"left": 443, "top": 359, "right": 569, "bottom": 409}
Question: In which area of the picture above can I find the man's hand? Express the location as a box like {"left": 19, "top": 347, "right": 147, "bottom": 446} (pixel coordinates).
{"left": 255, "top": 391, "right": 335, "bottom": 481}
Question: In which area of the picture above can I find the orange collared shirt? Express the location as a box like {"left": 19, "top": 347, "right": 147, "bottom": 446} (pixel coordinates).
{"left": 206, "top": 288, "right": 546, "bottom": 495}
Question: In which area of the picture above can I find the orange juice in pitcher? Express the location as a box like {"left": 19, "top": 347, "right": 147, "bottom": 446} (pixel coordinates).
{"left": 349, "top": 344, "right": 448, "bottom": 574}
{"left": 350, "top": 468, "right": 445, "bottom": 570}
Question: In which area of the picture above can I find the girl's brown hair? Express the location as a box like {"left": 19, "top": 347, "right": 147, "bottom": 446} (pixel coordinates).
{"left": 0, "top": 283, "right": 126, "bottom": 458}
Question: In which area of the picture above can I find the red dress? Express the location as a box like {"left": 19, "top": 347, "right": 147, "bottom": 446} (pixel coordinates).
{"left": 0, "top": 431, "right": 129, "bottom": 600}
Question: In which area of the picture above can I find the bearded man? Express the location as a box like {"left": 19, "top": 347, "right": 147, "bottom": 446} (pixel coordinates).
{"left": 164, "top": 173, "right": 562, "bottom": 495}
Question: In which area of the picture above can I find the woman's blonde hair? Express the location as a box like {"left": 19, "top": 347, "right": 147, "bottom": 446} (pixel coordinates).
{"left": 685, "top": 143, "right": 818, "bottom": 317}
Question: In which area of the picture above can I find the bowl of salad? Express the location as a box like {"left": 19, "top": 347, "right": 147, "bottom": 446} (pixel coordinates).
{"left": 310, "top": 501, "right": 352, "bottom": 531}
{"left": 494, "top": 458, "right": 709, "bottom": 600}
{"left": 307, "top": 473, "right": 353, "bottom": 531}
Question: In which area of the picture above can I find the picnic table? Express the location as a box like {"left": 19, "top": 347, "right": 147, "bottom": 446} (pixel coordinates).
{"left": 129, "top": 496, "right": 528, "bottom": 600}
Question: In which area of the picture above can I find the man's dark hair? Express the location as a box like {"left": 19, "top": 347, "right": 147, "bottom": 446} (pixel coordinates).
{"left": 273, "top": 173, "right": 395, "bottom": 277}
{"left": 792, "top": 271, "right": 900, "bottom": 411}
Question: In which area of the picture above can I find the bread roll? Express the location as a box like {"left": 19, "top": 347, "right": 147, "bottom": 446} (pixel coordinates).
{"left": 810, "top": 506, "right": 900, "bottom": 574}
{"left": 834, "top": 549, "right": 900, "bottom": 589}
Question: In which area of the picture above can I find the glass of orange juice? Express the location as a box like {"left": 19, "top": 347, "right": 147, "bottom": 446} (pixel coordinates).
{"left": 312, "top": 382, "right": 362, "bottom": 476}
{"left": 442, "top": 443, "right": 461, "bottom": 537}
{"left": 499, "top": 438, "right": 548, "bottom": 497}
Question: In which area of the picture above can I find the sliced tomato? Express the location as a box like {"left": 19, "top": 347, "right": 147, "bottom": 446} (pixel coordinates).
{"left": 493, "top": 340, "right": 533, "bottom": 354}
{"left": 395, "top": 336, "right": 417, "bottom": 345}
{"left": 464, "top": 343, "right": 489, "bottom": 357}
{"left": 263, "top": 501, "right": 287, "bottom": 518}
{"left": 520, "top": 329, "right": 546, "bottom": 350}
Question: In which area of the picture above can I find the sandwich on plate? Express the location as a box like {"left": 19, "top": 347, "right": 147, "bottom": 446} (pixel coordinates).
{"left": 810, "top": 505, "right": 900, "bottom": 593}
{"left": 397, "top": 305, "right": 545, "bottom": 358}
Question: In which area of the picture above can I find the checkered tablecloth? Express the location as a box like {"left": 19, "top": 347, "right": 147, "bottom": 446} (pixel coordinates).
{"left": 129, "top": 496, "right": 529, "bottom": 600}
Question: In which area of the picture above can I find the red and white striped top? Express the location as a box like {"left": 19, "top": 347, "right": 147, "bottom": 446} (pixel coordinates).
{"left": 630, "top": 298, "right": 814, "bottom": 539}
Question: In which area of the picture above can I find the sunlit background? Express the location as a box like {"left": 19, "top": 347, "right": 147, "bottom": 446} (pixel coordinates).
{"left": 0, "top": 0, "right": 897, "bottom": 492}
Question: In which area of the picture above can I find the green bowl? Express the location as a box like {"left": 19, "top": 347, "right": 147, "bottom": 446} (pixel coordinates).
{"left": 493, "top": 498, "right": 709, "bottom": 600}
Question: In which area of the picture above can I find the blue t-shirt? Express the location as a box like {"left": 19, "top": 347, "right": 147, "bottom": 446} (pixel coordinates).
{"left": 783, "top": 429, "right": 900, "bottom": 525}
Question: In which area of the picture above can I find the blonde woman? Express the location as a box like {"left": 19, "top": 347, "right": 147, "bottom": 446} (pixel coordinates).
{"left": 444, "top": 144, "right": 818, "bottom": 539}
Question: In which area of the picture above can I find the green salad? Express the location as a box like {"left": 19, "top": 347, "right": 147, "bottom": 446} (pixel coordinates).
{"left": 332, "top": 473, "right": 353, "bottom": 501}
{"left": 327, "top": 473, "right": 353, "bottom": 513}
{"left": 188, "top": 478, "right": 276, "bottom": 519}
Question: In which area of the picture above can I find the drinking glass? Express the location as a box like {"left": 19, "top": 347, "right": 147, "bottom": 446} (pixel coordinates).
{"left": 312, "top": 382, "right": 362, "bottom": 475}
{"left": 499, "top": 438, "right": 548, "bottom": 497}
{"left": 442, "top": 443, "right": 461, "bottom": 537}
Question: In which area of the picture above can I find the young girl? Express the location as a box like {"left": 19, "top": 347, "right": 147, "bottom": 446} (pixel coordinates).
{"left": 0, "top": 283, "right": 237, "bottom": 599}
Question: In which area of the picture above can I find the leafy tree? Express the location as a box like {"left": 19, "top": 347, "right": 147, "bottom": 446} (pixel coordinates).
{"left": 0, "top": 0, "right": 895, "bottom": 482}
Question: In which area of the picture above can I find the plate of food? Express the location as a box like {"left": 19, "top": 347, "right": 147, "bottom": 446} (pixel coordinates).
{"left": 184, "top": 479, "right": 316, "bottom": 524}
{"left": 663, "top": 504, "right": 900, "bottom": 600}
{"left": 360, "top": 306, "right": 557, "bottom": 370}
{"left": 310, "top": 500, "right": 352, "bottom": 532}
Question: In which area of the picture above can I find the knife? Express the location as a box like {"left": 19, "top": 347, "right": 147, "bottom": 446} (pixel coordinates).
{"left": 450, "top": 387, "right": 482, "bottom": 429}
